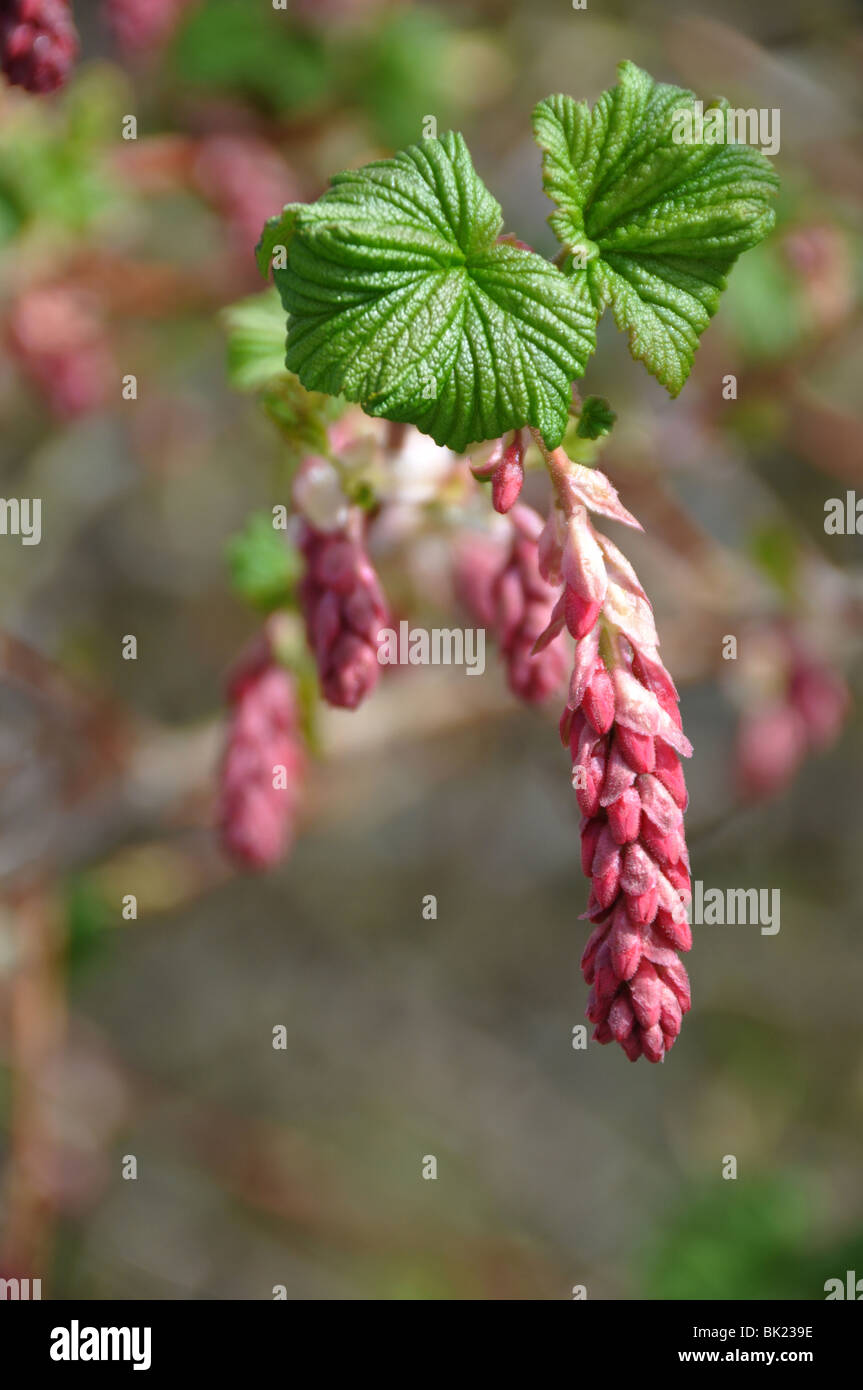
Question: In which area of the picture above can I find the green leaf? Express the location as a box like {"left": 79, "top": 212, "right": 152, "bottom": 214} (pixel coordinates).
{"left": 223, "top": 290, "right": 291, "bottom": 391}
{"left": 259, "top": 132, "right": 596, "bottom": 452}
{"left": 533, "top": 62, "right": 779, "bottom": 395}
{"left": 227, "top": 513, "right": 301, "bottom": 613}
{"left": 576, "top": 395, "right": 616, "bottom": 439}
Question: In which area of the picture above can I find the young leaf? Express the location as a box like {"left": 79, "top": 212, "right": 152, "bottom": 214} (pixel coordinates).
{"left": 223, "top": 290, "right": 290, "bottom": 391}
{"left": 576, "top": 395, "right": 616, "bottom": 440}
{"left": 258, "top": 132, "right": 596, "bottom": 453}
{"left": 533, "top": 62, "right": 779, "bottom": 395}
{"left": 227, "top": 513, "right": 301, "bottom": 614}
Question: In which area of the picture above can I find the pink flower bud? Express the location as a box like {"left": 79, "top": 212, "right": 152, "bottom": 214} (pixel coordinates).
{"left": 581, "top": 918, "right": 611, "bottom": 983}
{"left": 580, "top": 817, "right": 604, "bottom": 877}
{"left": 564, "top": 463, "right": 643, "bottom": 531}
{"left": 599, "top": 742, "right": 637, "bottom": 805}
{"left": 615, "top": 725, "right": 656, "bottom": 774}
{"left": 608, "top": 992, "right": 636, "bottom": 1041}
{"left": 607, "top": 787, "right": 641, "bottom": 844}
{"left": 468, "top": 439, "right": 506, "bottom": 480}
{"left": 635, "top": 773, "right": 682, "bottom": 836}
{"left": 653, "top": 739, "right": 688, "bottom": 809}
{"left": 582, "top": 660, "right": 615, "bottom": 735}
{"left": 640, "top": 1023, "right": 665, "bottom": 1063}
{"left": 639, "top": 818, "right": 684, "bottom": 868}
{"left": 573, "top": 737, "right": 607, "bottom": 819}
{"left": 609, "top": 906, "right": 642, "bottom": 981}
{"left": 563, "top": 507, "right": 607, "bottom": 604}
{"left": 654, "top": 909, "right": 692, "bottom": 952}
{"left": 621, "top": 842, "right": 658, "bottom": 896}
{"left": 491, "top": 443, "right": 525, "bottom": 514}
{"left": 591, "top": 826, "right": 622, "bottom": 909}
{"left": 565, "top": 587, "right": 601, "bottom": 639}
{"left": 658, "top": 959, "right": 691, "bottom": 1014}
{"left": 625, "top": 884, "right": 659, "bottom": 925}
{"left": 629, "top": 960, "right": 662, "bottom": 1030}
{"left": 567, "top": 624, "right": 600, "bottom": 710}
{"left": 665, "top": 861, "right": 691, "bottom": 901}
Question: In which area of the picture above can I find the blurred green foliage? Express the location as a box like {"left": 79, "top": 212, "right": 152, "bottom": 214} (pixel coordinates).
{"left": 172, "top": 1, "right": 459, "bottom": 148}
{"left": 641, "top": 1178, "right": 863, "bottom": 1301}
{"left": 226, "top": 512, "right": 300, "bottom": 614}
{"left": 172, "top": 0, "right": 331, "bottom": 115}
{"left": 63, "top": 876, "right": 114, "bottom": 977}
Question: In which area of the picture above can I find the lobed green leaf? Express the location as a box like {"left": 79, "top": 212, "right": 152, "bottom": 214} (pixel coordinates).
{"left": 258, "top": 132, "right": 595, "bottom": 452}
{"left": 533, "top": 62, "right": 779, "bottom": 394}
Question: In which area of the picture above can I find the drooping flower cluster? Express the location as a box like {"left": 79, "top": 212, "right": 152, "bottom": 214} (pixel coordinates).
{"left": 537, "top": 448, "right": 694, "bottom": 1062}
{"left": 218, "top": 636, "right": 305, "bottom": 871}
{"left": 735, "top": 624, "right": 849, "bottom": 800}
{"left": 7, "top": 286, "right": 112, "bottom": 418}
{"left": 192, "top": 135, "right": 299, "bottom": 275}
{"left": 0, "top": 0, "right": 78, "bottom": 93}
{"left": 294, "top": 458, "right": 390, "bottom": 711}
{"left": 493, "top": 504, "right": 569, "bottom": 703}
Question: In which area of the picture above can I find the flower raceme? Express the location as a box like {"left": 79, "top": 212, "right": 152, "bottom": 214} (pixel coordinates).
{"left": 453, "top": 501, "right": 568, "bottom": 705}
{"left": 493, "top": 504, "right": 569, "bottom": 704}
{"left": 218, "top": 638, "right": 306, "bottom": 872}
{"left": 294, "top": 462, "right": 390, "bottom": 711}
{"left": 0, "top": 0, "right": 78, "bottom": 93}
{"left": 8, "top": 285, "right": 112, "bottom": 418}
{"left": 735, "top": 630, "right": 849, "bottom": 801}
{"left": 244, "top": 63, "right": 780, "bottom": 1048}
{"left": 536, "top": 448, "right": 694, "bottom": 1062}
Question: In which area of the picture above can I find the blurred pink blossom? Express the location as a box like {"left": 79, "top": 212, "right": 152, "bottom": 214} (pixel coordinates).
{"left": 0, "top": 0, "right": 78, "bottom": 93}
{"left": 218, "top": 640, "right": 306, "bottom": 871}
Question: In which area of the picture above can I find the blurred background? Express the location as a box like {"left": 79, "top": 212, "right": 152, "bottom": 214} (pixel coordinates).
{"left": 1, "top": 0, "right": 862, "bottom": 1300}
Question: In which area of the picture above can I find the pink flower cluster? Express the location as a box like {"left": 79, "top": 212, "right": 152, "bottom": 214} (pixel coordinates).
{"left": 298, "top": 517, "right": 390, "bottom": 711}
{"left": 493, "top": 504, "right": 569, "bottom": 703}
{"left": 7, "top": 286, "right": 112, "bottom": 418}
{"left": 538, "top": 451, "right": 694, "bottom": 1061}
{"left": 0, "top": 0, "right": 78, "bottom": 94}
{"left": 218, "top": 638, "right": 305, "bottom": 871}
{"left": 192, "top": 135, "right": 299, "bottom": 273}
{"left": 736, "top": 629, "right": 848, "bottom": 800}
